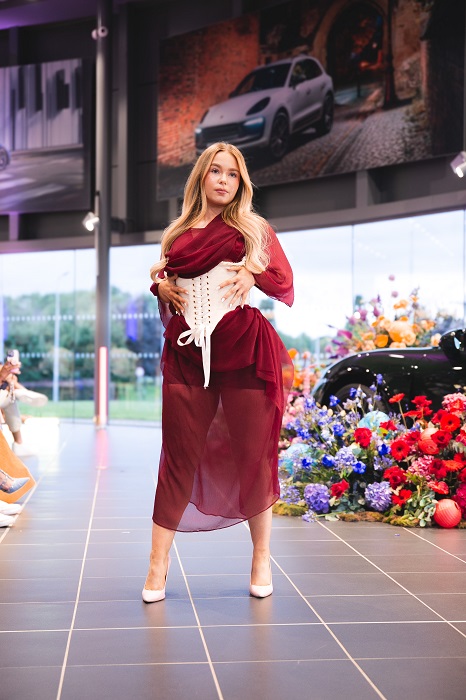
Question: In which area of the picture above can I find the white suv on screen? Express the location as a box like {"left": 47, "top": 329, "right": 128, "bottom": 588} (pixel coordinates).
{"left": 195, "top": 55, "right": 334, "bottom": 160}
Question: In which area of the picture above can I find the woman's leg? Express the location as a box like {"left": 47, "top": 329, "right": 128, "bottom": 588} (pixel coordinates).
{"left": 248, "top": 506, "right": 273, "bottom": 586}
{"left": 144, "top": 522, "right": 176, "bottom": 590}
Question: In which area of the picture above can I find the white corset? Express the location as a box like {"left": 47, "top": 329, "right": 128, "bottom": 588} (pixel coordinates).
{"left": 176, "top": 260, "right": 249, "bottom": 388}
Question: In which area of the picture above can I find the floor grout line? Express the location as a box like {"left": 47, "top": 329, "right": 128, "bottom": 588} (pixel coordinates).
{"left": 173, "top": 540, "right": 225, "bottom": 700}
{"left": 55, "top": 468, "right": 102, "bottom": 700}
{"left": 404, "top": 528, "right": 466, "bottom": 564}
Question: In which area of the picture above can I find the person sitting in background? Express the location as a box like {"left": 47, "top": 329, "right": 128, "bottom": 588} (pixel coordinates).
{"left": 0, "top": 359, "right": 36, "bottom": 457}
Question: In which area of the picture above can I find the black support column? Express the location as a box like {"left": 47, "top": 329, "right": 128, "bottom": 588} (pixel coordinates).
{"left": 94, "top": 0, "right": 112, "bottom": 426}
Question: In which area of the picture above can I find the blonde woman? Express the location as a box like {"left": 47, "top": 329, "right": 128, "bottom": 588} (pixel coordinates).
{"left": 143, "top": 143, "right": 294, "bottom": 602}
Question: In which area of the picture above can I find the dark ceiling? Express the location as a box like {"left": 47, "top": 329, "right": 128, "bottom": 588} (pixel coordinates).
{"left": 0, "top": 0, "right": 158, "bottom": 30}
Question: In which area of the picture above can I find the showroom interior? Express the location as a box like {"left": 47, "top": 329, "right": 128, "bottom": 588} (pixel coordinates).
{"left": 0, "top": 1, "right": 466, "bottom": 699}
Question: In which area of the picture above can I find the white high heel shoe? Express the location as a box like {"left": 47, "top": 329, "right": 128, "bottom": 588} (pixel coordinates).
{"left": 249, "top": 561, "right": 273, "bottom": 599}
{"left": 142, "top": 555, "right": 171, "bottom": 603}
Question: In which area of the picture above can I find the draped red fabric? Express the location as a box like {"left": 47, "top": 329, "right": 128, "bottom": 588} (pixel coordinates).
{"left": 151, "top": 215, "right": 294, "bottom": 532}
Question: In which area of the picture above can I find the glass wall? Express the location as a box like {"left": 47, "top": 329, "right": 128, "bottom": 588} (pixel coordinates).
{"left": 0, "top": 208, "right": 464, "bottom": 421}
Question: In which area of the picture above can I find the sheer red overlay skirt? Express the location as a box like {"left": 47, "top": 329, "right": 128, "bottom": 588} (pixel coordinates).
{"left": 152, "top": 305, "right": 293, "bottom": 532}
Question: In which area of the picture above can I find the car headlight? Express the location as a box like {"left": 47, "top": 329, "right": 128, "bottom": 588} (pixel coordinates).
{"left": 195, "top": 126, "right": 202, "bottom": 135}
{"left": 246, "top": 97, "right": 270, "bottom": 115}
{"left": 243, "top": 117, "right": 265, "bottom": 133}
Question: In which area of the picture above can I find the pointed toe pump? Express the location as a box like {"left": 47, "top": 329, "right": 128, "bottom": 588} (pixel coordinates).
{"left": 142, "top": 556, "right": 171, "bottom": 603}
{"left": 249, "top": 562, "right": 273, "bottom": 599}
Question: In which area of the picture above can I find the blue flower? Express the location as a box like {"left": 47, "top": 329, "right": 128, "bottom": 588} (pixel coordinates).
{"left": 301, "top": 457, "right": 312, "bottom": 468}
{"left": 349, "top": 387, "right": 357, "bottom": 398}
{"left": 353, "top": 461, "right": 366, "bottom": 474}
{"left": 333, "top": 423, "right": 345, "bottom": 437}
{"left": 376, "top": 374, "right": 383, "bottom": 385}
{"left": 297, "top": 427, "right": 310, "bottom": 440}
{"left": 321, "top": 454, "right": 335, "bottom": 468}
{"left": 378, "top": 443, "right": 389, "bottom": 456}
{"left": 365, "top": 481, "right": 392, "bottom": 512}
{"left": 329, "top": 395, "right": 340, "bottom": 407}
{"left": 303, "top": 483, "right": 330, "bottom": 514}
{"left": 334, "top": 446, "right": 357, "bottom": 470}
{"left": 369, "top": 384, "right": 376, "bottom": 391}
{"left": 280, "top": 484, "right": 302, "bottom": 505}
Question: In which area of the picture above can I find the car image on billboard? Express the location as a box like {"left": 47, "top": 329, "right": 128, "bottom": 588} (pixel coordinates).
{"left": 195, "top": 55, "right": 334, "bottom": 160}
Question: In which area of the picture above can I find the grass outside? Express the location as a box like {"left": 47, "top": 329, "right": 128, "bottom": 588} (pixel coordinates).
{"left": 21, "top": 399, "right": 161, "bottom": 421}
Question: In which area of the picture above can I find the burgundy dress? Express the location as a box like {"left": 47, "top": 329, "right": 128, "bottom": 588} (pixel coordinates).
{"left": 150, "top": 214, "right": 294, "bottom": 532}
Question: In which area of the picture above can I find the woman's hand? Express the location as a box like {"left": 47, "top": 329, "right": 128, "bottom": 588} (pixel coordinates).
{"left": 0, "top": 361, "right": 15, "bottom": 383}
{"left": 219, "top": 266, "right": 255, "bottom": 308}
{"left": 156, "top": 274, "right": 188, "bottom": 315}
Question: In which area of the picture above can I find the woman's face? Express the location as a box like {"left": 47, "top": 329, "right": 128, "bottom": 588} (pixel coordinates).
{"left": 203, "top": 150, "right": 241, "bottom": 210}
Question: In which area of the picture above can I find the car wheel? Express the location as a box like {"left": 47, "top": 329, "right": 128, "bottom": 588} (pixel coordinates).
{"left": 315, "top": 93, "right": 334, "bottom": 136}
{"left": 269, "top": 112, "right": 289, "bottom": 160}
{"left": 0, "top": 147, "right": 9, "bottom": 171}
{"left": 333, "top": 383, "right": 388, "bottom": 414}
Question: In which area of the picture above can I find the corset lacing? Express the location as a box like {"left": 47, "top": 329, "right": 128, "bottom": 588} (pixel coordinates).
{"left": 176, "top": 260, "right": 248, "bottom": 388}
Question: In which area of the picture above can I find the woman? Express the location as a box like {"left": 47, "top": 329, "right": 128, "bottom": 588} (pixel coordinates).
{"left": 143, "top": 142, "right": 293, "bottom": 602}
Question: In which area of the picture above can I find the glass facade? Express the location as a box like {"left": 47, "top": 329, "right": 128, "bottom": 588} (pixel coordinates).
{"left": 1, "top": 209, "right": 464, "bottom": 421}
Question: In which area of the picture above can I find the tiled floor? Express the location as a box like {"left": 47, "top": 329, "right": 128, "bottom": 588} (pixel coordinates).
{"left": 1, "top": 420, "right": 466, "bottom": 700}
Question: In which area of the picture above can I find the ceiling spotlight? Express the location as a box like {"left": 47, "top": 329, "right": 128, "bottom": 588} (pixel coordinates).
{"left": 82, "top": 211, "right": 99, "bottom": 231}
{"left": 450, "top": 152, "right": 466, "bottom": 178}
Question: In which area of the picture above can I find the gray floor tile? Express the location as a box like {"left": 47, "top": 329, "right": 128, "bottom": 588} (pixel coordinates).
{"left": 329, "top": 622, "right": 466, "bottom": 659}
{"left": 194, "top": 594, "right": 318, "bottom": 626}
{"left": 74, "top": 598, "right": 197, "bottom": 628}
{"left": 186, "top": 573, "right": 298, "bottom": 598}
{"left": 271, "top": 539, "right": 352, "bottom": 556}
{"left": 79, "top": 573, "right": 189, "bottom": 601}
{"left": 0, "top": 577, "right": 79, "bottom": 604}
{"left": 365, "top": 554, "right": 466, "bottom": 573}
{"left": 274, "top": 553, "right": 377, "bottom": 574}
{"left": 359, "top": 657, "right": 466, "bottom": 700}
{"left": 0, "top": 601, "right": 74, "bottom": 631}
{"left": 88, "top": 529, "right": 151, "bottom": 544}
{"left": 203, "top": 624, "right": 346, "bottom": 662}
{"left": 418, "top": 594, "right": 466, "bottom": 621}
{"left": 4, "top": 528, "right": 88, "bottom": 545}
{"left": 61, "top": 663, "right": 218, "bottom": 700}
{"left": 389, "top": 572, "right": 466, "bottom": 594}
{"left": 175, "top": 540, "right": 253, "bottom": 557}
{"left": 0, "top": 631, "right": 68, "bottom": 667}
{"left": 67, "top": 628, "right": 207, "bottom": 665}
{"left": 289, "top": 572, "right": 403, "bottom": 596}
{"left": 179, "top": 555, "right": 252, "bottom": 575}
{"left": 214, "top": 660, "right": 383, "bottom": 700}
{"left": 0, "top": 558, "right": 83, "bottom": 579}
{"left": 0, "top": 665, "right": 61, "bottom": 700}
{"left": 307, "top": 594, "right": 441, "bottom": 623}
{"left": 0, "top": 542, "right": 86, "bottom": 561}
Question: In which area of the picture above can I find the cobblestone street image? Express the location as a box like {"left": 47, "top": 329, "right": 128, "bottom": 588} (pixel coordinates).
{"left": 250, "top": 87, "right": 430, "bottom": 187}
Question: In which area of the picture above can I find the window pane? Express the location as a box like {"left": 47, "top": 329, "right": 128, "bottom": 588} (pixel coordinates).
{"left": 109, "top": 244, "right": 163, "bottom": 422}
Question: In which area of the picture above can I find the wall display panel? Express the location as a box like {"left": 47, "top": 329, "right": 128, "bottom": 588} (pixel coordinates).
{"left": 157, "top": 0, "right": 465, "bottom": 200}
{"left": 0, "top": 58, "right": 91, "bottom": 213}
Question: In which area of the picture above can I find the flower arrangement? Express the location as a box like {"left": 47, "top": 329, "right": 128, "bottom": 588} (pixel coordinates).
{"left": 287, "top": 348, "right": 324, "bottom": 397}
{"left": 328, "top": 277, "right": 454, "bottom": 359}
{"left": 276, "top": 383, "right": 466, "bottom": 527}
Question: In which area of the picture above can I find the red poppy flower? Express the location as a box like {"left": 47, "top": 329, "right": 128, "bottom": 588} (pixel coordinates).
{"left": 456, "top": 430, "right": 466, "bottom": 446}
{"left": 429, "top": 459, "right": 448, "bottom": 480}
{"left": 404, "top": 410, "right": 422, "bottom": 419}
{"left": 380, "top": 420, "right": 397, "bottom": 431}
{"left": 389, "top": 393, "right": 405, "bottom": 404}
{"left": 412, "top": 395, "right": 432, "bottom": 408}
{"left": 390, "top": 439, "right": 410, "bottom": 460}
{"left": 354, "top": 427, "right": 372, "bottom": 448}
{"left": 430, "top": 481, "right": 449, "bottom": 495}
{"left": 454, "top": 453, "right": 466, "bottom": 467}
{"left": 431, "top": 430, "right": 452, "bottom": 447}
{"left": 440, "top": 413, "right": 461, "bottom": 432}
{"left": 392, "top": 489, "right": 412, "bottom": 506}
{"left": 330, "top": 480, "right": 350, "bottom": 498}
{"left": 384, "top": 466, "right": 407, "bottom": 488}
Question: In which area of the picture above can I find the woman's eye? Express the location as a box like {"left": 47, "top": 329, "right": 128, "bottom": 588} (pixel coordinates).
{"left": 229, "top": 172, "right": 237, "bottom": 178}
{"left": 211, "top": 168, "right": 219, "bottom": 174}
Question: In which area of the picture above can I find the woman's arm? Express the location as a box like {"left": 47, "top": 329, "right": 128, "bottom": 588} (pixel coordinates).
{"left": 253, "top": 226, "right": 294, "bottom": 306}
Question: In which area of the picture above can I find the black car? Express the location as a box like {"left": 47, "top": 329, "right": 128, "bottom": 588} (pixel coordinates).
{"left": 312, "top": 328, "right": 466, "bottom": 412}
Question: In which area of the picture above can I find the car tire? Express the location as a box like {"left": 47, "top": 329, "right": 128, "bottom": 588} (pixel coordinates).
{"left": 269, "top": 112, "right": 289, "bottom": 160}
{"left": 0, "top": 147, "right": 9, "bottom": 171}
{"left": 315, "top": 93, "right": 334, "bottom": 136}
{"left": 333, "top": 383, "right": 388, "bottom": 414}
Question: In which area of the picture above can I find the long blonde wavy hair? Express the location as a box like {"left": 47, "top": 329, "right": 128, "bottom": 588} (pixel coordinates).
{"left": 150, "top": 143, "right": 270, "bottom": 280}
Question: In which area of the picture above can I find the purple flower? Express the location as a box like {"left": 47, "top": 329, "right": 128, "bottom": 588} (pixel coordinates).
{"left": 349, "top": 387, "right": 357, "bottom": 399}
{"left": 376, "top": 374, "right": 383, "bottom": 385}
{"left": 365, "top": 481, "right": 392, "bottom": 512}
{"left": 333, "top": 423, "right": 345, "bottom": 437}
{"left": 303, "top": 483, "right": 330, "bottom": 514}
{"left": 280, "top": 484, "right": 302, "bottom": 505}
{"left": 329, "top": 395, "right": 340, "bottom": 407}
{"left": 334, "top": 446, "right": 358, "bottom": 470}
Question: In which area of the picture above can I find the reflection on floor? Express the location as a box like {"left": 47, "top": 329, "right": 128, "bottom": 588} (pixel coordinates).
{"left": 1, "top": 421, "right": 466, "bottom": 700}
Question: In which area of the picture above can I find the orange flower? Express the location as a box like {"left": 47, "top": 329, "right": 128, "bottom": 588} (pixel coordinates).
{"left": 375, "top": 334, "right": 389, "bottom": 348}
{"left": 288, "top": 348, "right": 298, "bottom": 360}
{"left": 393, "top": 299, "right": 408, "bottom": 309}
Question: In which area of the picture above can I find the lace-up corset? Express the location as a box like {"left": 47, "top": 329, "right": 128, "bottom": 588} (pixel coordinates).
{"left": 176, "top": 260, "right": 249, "bottom": 388}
